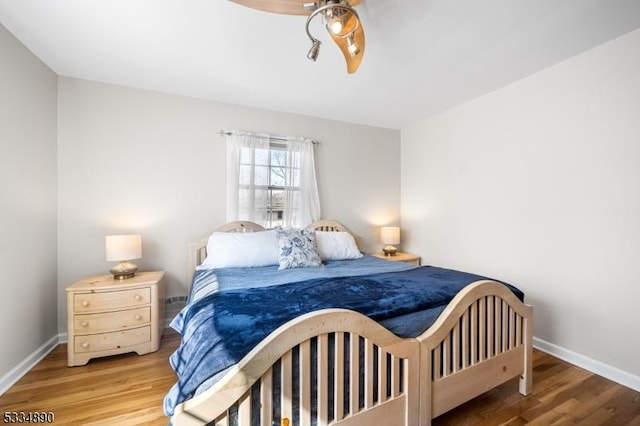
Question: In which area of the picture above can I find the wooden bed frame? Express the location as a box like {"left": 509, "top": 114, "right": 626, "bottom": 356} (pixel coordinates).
{"left": 174, "top": 220, "right": 533, "bottom": 426}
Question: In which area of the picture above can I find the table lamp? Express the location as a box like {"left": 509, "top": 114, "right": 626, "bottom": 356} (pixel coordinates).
{"left": 381, "top": 226, "right": 400, "bottom": 256}
{"left": 105, "top": 234, "right": 142, "bottom": 279}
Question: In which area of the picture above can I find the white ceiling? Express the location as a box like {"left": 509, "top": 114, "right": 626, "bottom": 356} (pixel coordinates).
{"left": 1, "top": 0, "right": 640, "bottom": 129}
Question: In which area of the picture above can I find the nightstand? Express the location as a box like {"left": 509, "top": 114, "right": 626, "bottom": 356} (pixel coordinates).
{"left": 371, "top": 251, "right": 421, "bottom": 266}
{"left": 66, "top": 271, "right": 165, "bottom": 366}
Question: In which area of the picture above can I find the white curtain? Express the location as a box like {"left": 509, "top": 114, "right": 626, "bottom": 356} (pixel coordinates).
{"left": 225, "top": 131, "right": 321, "bottom": 228}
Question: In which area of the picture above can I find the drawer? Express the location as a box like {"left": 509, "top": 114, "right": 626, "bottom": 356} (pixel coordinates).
{"left": 74, "top": 307, "right": 150, "bottom": 333}
{"left": 74, "top": 287, "right": 151, "bottom": 313}
{"left": 74, "top": 326, "right": 151, "bottom": 353}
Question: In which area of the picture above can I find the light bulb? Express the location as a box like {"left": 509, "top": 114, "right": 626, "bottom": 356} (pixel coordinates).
{"left": 330, "top": 19, "right": 343, "bottom": 35}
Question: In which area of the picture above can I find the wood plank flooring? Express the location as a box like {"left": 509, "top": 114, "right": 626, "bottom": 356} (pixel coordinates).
{"left": 1, "top": 330, "right": 638, "bottom": 425}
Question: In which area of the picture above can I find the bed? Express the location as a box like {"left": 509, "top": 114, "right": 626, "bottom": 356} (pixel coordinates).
{"left": 167, "top": 220, "right": 533, "bottom": 426}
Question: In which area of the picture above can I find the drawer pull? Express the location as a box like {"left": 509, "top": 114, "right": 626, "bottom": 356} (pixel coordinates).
{"left": 81, "top": 321, "right": 89, "bottom": 327}
{"left": 81, "top": 300, "right": 90, "bottom": 307}
{"left": 135, "top": 315, "right": 142, "bottom": 320}
{"left": 134, "top": 294, "right": 142, "bottom": 301}
{"left": 81, "top": 342, "right": 90, "bottom": 349}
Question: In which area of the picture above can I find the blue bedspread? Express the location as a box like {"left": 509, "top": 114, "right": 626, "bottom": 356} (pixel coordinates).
{"left": 164, "top": 263, "right": 523, "bottom": 416}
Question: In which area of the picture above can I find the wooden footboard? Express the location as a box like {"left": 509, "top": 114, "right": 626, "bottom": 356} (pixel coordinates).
{"left": 172, "top": 309, "right": 421, "bottom": 426}
{"left": 418, "top": 280, "right": 533, "bottom": 423}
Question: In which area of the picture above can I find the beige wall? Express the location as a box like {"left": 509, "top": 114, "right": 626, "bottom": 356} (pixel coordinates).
{"left": 401, "top": 29, "right": 640, "bottom": 382}
{"left": 0, "top": 24, "right": 57, "bottom": 382}
{"left": 57, "top": 77, "right": 401, "bottom": 332}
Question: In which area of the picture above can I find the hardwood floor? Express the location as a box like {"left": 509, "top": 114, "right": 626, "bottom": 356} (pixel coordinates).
{"left": 433, "top": 350, "right": 640, "bottom": 425}
{"left": 0, "top": 332, "right": 180, "bottom": 426}
{"left": 1, "top": 330, "right": 638, "bottom": 425}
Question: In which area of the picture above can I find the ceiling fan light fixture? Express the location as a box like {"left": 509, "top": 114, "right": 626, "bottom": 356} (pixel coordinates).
{"left": 346, "top": 34, "right": 360, "bottom": 57}
{"left": 230, "top": 0, "right": 364, "bottom": 72}
{"left": 307, "top": 39, "right": 321, "bottom": 61}
{"left": 305, "top": 1, "right": 364, "bottom": 70}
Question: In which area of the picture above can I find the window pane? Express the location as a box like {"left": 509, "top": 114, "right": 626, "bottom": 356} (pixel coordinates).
{"left": 255, "top": 148, "right": 269, "bottom": 166}
{"left": 239, "top": 165, "right": 252, "bottom": 185}
{"left": 270, "top": 210, "right": 284, "bottom": 228}
{"left": 291, "top": 168, "right": 301, "bottom": 187}
{"left": 255, "top": 189, "right": 269, "bottom": 209}
{"left": 255, "top": 166, "right": 269, "bottom": 186}
{"left": 270, "top": 189, "right": 285, "bottom": 210}
{"left": 271, "top": 149, "right": 285, "bottom": 167}
{"left": 239, "top": 188, "right": 253, "bottom": 205}
{"left": 271, "top": 166, "right": 285, "bottom": 187}
{"left": 240, "top": 147, "right": 252, "bottom": 164}
{"left": 253, "top": 208, "right": 270, "bottom": 226}
{"left": 238, "top": 208, "right": 252, "bottom": 221}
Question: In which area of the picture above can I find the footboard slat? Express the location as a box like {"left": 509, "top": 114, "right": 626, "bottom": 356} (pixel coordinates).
{"left": 364, "top": 340, "right": 374, "bottom": 409}
{"left": 281, "top": 351, "right": 293, "bottom": 425}
{"left": 349, "top": 336, "right": 359, "bottom": 415}
{"left": 487, "top": 296, "right": 494, "bottom": 358}
{"left": 461, "top": 311, "right": 469, "bottom": 369}
{"left": 378, "top": 348, "right": 388, "bottom": 403}
{"left": 335, "top": 332, "right": 345, "bottom": 421}
{"left": 260, "top": 369, "right": 272, "bottom": 426}
{"left": 433, "top": 343, "right": 441, "bottom": 380}
{"left": 452, "top": 321, "right": 460, "bottom": 373}
{"left": 300, "top": 341, "right": 311, "bottom": 426}
{"left": 238, "top": 392, "right": 250, "bottom": 425}
{"left": 479, "top": 297, "right": 486, "bottom": 362}
{"left": 502, "top": 299, "right": 508, "bottom": 353}
{"left": 318, "top": 334, "right": 329, "bottom": 426}
{"left": 442, "top": 335, "right": 450, "bottom": 377}
{"left": 470, "top": 302, "right": 478, "bottom": 366}
{"left": 391, "top": 356, "right": 401, "bottom": 398}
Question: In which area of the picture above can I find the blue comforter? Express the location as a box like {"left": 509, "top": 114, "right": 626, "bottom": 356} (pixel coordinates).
{"left": 164, "top": 261, "right": 523, "bottom": 416}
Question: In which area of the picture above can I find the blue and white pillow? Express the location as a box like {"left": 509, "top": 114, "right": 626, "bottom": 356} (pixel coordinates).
{"left": 275, "top": 228, "right": 322, "bottom": 270}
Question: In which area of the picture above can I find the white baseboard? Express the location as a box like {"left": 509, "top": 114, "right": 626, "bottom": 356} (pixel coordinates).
{"left": 0, "top": 333, "right": 64, "bottom": 396}
{"left": 533, "top": 337, "right": 640, "bottom": 392}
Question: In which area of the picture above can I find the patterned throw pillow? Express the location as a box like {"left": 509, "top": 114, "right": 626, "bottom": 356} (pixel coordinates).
{"left": 275, "top": 228, "right": 323, "bottom": 270}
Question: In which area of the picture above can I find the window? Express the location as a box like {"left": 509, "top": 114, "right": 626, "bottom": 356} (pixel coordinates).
{"left": 238, "top": 142, "right": 297, "bottom": 228}
{"left": 225, "top": 131, "right": 320, "bottom": 228}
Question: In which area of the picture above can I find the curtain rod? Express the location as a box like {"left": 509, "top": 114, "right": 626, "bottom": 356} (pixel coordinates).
{"left": 218, "top": 130, "right": 319, "bottom": 145}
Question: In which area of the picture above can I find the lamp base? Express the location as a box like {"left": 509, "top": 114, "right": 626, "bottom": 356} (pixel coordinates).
{"left": 382, "top": 245, "right": 398, "bottom": 256}
{"left": 110, "top": 261, "right": 138, "bottom": 280}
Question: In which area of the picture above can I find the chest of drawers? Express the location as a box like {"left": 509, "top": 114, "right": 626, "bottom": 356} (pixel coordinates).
{"left": 66, "top": 271, "right": 165, "bottom": 366}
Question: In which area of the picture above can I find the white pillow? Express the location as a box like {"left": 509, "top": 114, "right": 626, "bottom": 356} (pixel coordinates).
{"left": 315, "top": 231, "right": 363, "bottom": 261}
{"left": 199, "top": 230, "right": 279, "bottom": 269}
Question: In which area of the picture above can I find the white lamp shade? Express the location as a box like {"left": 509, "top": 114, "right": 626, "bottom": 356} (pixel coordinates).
{"left": 380, "top": 227, "right": 400, "bottom": 245}
{"left": 105, "top": 234, "right": 142, "bottom": 261}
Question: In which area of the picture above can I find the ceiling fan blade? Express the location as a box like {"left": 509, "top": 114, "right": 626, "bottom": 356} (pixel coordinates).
{"left": 228, "top": 0, "right": 363, "bottom": 16}
{"left": 329, "top": 19, "right": 365, "bottom": 74}
{"left": 228, "top": 0, "right": 311, "bottom": 16}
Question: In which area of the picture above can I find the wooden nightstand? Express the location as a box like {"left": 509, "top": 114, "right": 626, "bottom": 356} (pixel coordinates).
{"left": 66, "top": 271, "right": 165, "bottom": 366}
{"left": 371, "top": 251, "right": 421, "bottom": 266}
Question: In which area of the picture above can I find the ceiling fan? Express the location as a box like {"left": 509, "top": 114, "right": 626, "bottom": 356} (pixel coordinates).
{"left": 229, "top": 0, "right": 365, "bottom": 73}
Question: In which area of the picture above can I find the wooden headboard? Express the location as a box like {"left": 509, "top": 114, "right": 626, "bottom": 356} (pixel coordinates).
{"left": 186, "top": 220, "right": 352, "bottom": 287}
